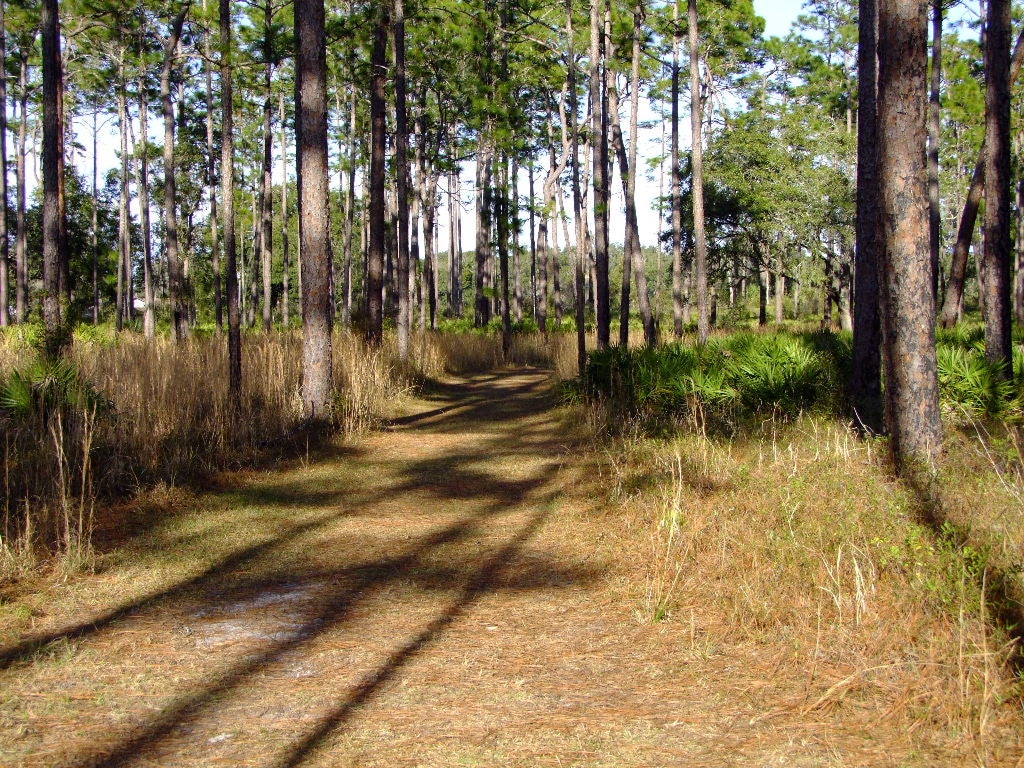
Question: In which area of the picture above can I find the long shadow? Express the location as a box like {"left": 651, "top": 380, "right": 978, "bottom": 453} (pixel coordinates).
{"left": 0, "top": 507, "right": 351, "bottom": 671}
{"left": 270, "top": 506, "right": 554, "bottom": 768}
{"left": 0, "top": 374, "right": 560, "bottom": 671}
{"left": 70, "top": 487, "right": 576, "bottom": 768}
{"left": 6, "top": 367, "right": 586, "bottom": 766}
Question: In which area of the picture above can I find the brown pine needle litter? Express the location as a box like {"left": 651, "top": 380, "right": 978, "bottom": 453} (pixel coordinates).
{"left": 1, "top": 367, "right": 1023, "bottom": 767}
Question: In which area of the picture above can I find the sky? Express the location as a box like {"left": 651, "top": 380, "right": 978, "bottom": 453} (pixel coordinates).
{"left": 754, "top": 0, "right": 807, "bottom": 40}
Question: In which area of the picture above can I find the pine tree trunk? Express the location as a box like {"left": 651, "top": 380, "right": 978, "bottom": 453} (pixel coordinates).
{"left": 927, "top": 0, "right": 942, "bottom": 302}
{"left": 366, "top": 6, "right": 389, "bottom": 344}
{"left": 475, "top": 139, "right": 494, "bottom": 327}
{"left": 14, "top": 51, "right": 28, "bottom": 323}
{"left": 220, "top": 0, "right": 241, "bottom": 398}
{"left": 394, "top": 0, "right": 411, "bottom": 360}
{"left": 260, "top": 3, "right": 274, "bottom": 333}
{"left": 280, "top": 92, "right": 291, "bottom": 328}
{"left": 852, "top": 0, "right": 883, "bottom": 431}
{"left": 981, "top": 0, "right": 1012, "bottom": 370}
{"left": 296, "top": 0, "right": 333, "bottom": 418}
{"left": 161, "top": 7, "right": 189, "bottom": 341}
{"left": 41, "top": 0, "right": 65, "bottom": 357}
{"left": 590, "top": 0, "right": 610, "bottom": 349}
{"left": 0, "top": 0, "right": 9, "bottom": 327}
{"left": 136, "top": 40, "right": 156, "bottom": 337}
{"left": 565, "top": 0, "right": 586, "bottom": 373}
{"left": 1015, "top": 176, "right": 1024, "bottom": 324}
{"left": 688, "top": 0, "right": 709, "bottom": 343}
{"left": 670, "top": 2, "right": 683, "bottom": 339}
{"left": 117, "top": 61, "right": 132, "bottom": 332}
{"left": 877, "top": 0, "right": 942, "bottom": 468}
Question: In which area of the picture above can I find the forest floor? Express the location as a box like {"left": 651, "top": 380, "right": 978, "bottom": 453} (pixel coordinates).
{"left": 0, "top": 368, "right": 1019, "bottom": 767}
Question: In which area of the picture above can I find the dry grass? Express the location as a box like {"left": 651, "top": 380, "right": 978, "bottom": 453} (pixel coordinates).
{"left": 595, "top": 411, "right": 1024, "bottom": 764}
{"left": 2, "top": 366, "right": 1023, "bottom": 765}
{"left": 0, "top": 327, "right": 571, "bottom": 579}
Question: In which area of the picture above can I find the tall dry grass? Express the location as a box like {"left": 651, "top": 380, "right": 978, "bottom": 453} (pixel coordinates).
{"left": 0, "top": 327, "right": 565, "bottom": 576}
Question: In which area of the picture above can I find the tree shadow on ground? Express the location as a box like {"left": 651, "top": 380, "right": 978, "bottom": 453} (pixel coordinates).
{"left": 1, "top": 368, "right": 596, "bottom": 768}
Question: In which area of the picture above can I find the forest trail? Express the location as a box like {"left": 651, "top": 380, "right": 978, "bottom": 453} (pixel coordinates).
{"left": 1, "top": 369, "right": 882, "bottom": 766}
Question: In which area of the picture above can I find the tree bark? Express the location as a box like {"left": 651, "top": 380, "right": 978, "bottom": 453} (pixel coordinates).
{"left": 475, "top": 138, "right": 494, "bottom": 327}
{"left": 670, "top": 2, "right": 683, "bottom": 339}
{"left": 136, "top": 34, "right": 156, "bottom": 337}
{"left": 852, "top": 0, "right": 883, "bottom": 431}
{"left": 14, "top": 48, "right": 28, "bottom": 323}
{"left": 395, "top": 0, "right": 411, "bottom": 360}
{"left": 116, "top": 65, "right": 132, "bottom": 331}
{"left": 366, "top": 6, "right": 389, "bottom": 344}
{"left": 590, "top": 0, "right": 610, "bottom": 349}
{"left": 981, "top": 0, "right": 1012, "bottom": 370}
{"left": 161, "top": 5, "right": 190, "bottom": 341}
{"left": 688, "top": 0, "right": 709, "bottom": 344}
{"left": 280, "top": 92, "right": 291, "bottom": 328}
{"left": 296, "top": 0, "right": 333, "bottom": 418}
{"left": 41, "top": 0, "right": 65, "bottom": 357}
{"left": 877, "top": 0, "right": 942, "bottom": 468}
{"left": 260, "top": 0, "right": 274, "bottom": 332}
{"left": 927, "top": 0, "right": 941, "bottom": 303}
{"left": 221, "top": 0, "right": 241, "bottom": 398}
{"left": 0, "top": 0, "right": 8, "bottom": 327}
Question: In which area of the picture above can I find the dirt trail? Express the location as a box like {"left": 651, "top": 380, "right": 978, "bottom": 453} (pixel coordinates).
{"left": 0, "top": 370, "right": 879, "bottom": 766}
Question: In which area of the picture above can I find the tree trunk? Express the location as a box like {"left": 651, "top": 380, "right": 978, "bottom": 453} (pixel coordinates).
{"left": 927, "top": 0, "right": 942, "bottom": 303}
{"left": 590, "top": 0, "right": 610, "bottom": 349}
{"left": 609, "top": 2, "right": 654, "bottom": 347}
{"left": 940, "top": 28, "right": 1024, "bottom": 327}
{"left": 775, "top": 269, "right": 785, "bottom": 323}
{"left": 475, "top": 139, "right": 494, "bottom": 327}
{"left": 565, "top": 0, "right": 585, "bottom": 373}
{"left": 688, "top": 0, "right": 709, "bottom": 344}
{"left": 981, "top": 0, "right": 1012, "bottom": 370}
{"left": 41, "top": 0, "right": 65, "bottom": 357}
{"left": 449, "top": 169, "right": 462, "bottom": 317}
{"left": 366, "top": 6, "right": 389, "bottom": 344}
{"left": 852, "top": 0, "right": 883, "bottom": 431}
{"left": 260, "top": 1, "right": 274, "bottom": 332}
{"left": 512, "top": 157, "right": 522, "bottom": 322}
{"left": 877, "top": 0, "right": 942, "bottom": 468}
{"left": 342, "top": 76, "right": 356, "bottom": 327}
{"left": 395, "top": 0, "right": 411, "bottom": 360}
{"left": 14, "top": 50, "right": 28, "bottom": 323}
{"left": 670, "top": 3, "right": 683, "bottom": 339}
{"left": 1014, "top": 174, "right": 1024, "bottom": 324}
{"left": 161, "top": 6, "right": 189, "bottom": 342}
{"left": 528, "top": 163, "right": 537, "bottom": 323}
{"left": 296, "top": 0, "right": 333, "bottom": 418}
{"left": 220, "top": 0, "right": 241, "bottom": 398}
{"left": 280, "top": 92, "right": 291, "bottom": 328}
{"left": 0, "top": 0, "right": 8, "bottom": 327}
{"left": 116, "top": 61, "right": 132, "bottom": 332}
{"left": 497, "top": 155, "right": 512, "bottom": 357}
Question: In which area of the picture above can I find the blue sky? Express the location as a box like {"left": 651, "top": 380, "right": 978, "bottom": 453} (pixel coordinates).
{"left": 754, "top": 0, "right": 807, "bottom": 39}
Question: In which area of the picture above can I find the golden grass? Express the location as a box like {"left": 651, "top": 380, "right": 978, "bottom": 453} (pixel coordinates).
{"left": 594, "top": 412, "right": 1024, "bottom": 763}
{"left": 0, "top": 327, "right": 569, "bottom": 577}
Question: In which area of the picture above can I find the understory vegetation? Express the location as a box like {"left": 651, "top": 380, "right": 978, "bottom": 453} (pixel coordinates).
{"left": 0, "top": 325, "right": 573, "bottom": 577}
{"left": 573, "top": 325, "right": 1024, "bottom": 761}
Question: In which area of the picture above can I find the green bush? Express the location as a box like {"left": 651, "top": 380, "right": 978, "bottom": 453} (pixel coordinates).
{"left": 582, "top": 331, "right": 845, "bottom": 430}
